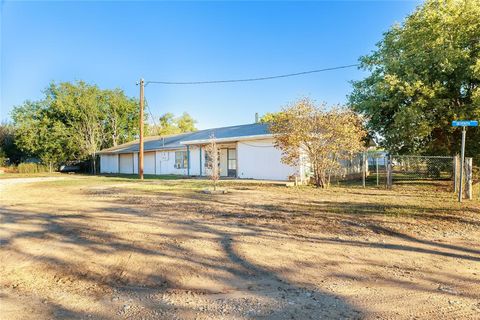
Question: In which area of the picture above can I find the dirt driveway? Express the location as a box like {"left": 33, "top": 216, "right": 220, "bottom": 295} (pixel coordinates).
{"left": 1, "top": 176, "right": 479, "bottom": 319}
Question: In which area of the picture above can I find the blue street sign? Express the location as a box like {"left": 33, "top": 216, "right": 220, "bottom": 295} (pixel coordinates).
{"left": 452, "top": 120, "right": 478, "bottom": 202}
{"left": 452, "top": 120, "right": 478, "bottom": 127}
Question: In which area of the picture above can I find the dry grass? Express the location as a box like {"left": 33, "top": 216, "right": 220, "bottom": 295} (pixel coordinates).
{"left": 1, "top": 176, "right": 479, "bottom": 319}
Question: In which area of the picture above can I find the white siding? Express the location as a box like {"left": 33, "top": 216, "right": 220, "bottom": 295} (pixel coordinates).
{"left": 188, "top": 146, "right": 201, "bottom": 176}
{"left": 155, "top": 149, "right": 188, "bottom": 175}
{"left": 101, "top": 139, "right": 301, "bottom": 181}
{"left": 100, "top": 154, "right": 119, "bottom": 173}
{"left": 133, "top": 153, "right": 138, "bottom": 174}
{"left": 198, "top": 146, "right": 207, "bottom": 176}
{"left": 144, "top": 152, "right": 155, "bottom": 174}
{"left": 155, "top": 151, "right": 165, "bottom": 174}
{"left": 119, "top": 153, "right": 134, "bottom": 174}
{"left": 237, "top": 138, "right": 296, "bottom": 181}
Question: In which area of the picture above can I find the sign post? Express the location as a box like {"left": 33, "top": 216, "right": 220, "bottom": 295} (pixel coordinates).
{"left": 452, "top": 120, "right": 478, "bottom": 202}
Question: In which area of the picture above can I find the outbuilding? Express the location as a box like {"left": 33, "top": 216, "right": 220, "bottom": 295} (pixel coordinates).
{"left": 99, "top": 123, "right": 308, "bottom": 181}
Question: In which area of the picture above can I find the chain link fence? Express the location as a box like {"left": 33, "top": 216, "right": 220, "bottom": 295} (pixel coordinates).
{"left": 389, "top": 155, "right": 454, "bottom": 181}
{"left": 336, "top": 151, "right": 388, "bottom": 187}
{"left": 336, "top": 152, "right": 477, "bottom": 200}
{"left": 334, "top": 151, "right": 475, "bottom": 195}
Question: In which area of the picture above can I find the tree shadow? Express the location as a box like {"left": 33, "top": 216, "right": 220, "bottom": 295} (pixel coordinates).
{"left": 0, "top": 201, "right": 362, "bottom": 319}
{"left": 2, "top": 178, "right": 479, "bottom": 319}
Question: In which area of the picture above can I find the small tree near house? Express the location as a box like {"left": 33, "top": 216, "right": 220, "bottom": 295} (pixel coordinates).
{"left": 269, "top": 98, "right": 367, "bottom": 188}
{"left": 205, "top": 134, "right": 220, "bottom": 191}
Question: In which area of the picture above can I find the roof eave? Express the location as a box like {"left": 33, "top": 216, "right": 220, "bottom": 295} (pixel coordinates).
{"left": 98, "top": 145, "right": 186, "bottom": 155}
{"left": 180, "top": 134, "right": 274, "bottom": 145}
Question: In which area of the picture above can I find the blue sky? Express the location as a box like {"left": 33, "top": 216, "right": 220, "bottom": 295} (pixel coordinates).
{"left": 1, "top": 0, "right": 420, "bottom": 129}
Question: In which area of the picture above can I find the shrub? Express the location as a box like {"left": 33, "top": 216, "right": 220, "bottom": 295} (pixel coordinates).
{"left": 3, "top": 165, "right": 18, "bottom": 173}
{"left": 17, "top": 163, "right": 49, "bottom": 174}
{"left": 0, "top": 149, "right": 6, "bottom": 166}
{"left": 473, "top": 165, "right": 479, "bottom": 184}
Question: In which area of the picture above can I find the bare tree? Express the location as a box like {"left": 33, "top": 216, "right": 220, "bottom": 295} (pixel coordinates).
{"left": 205, "top": 134, "right": 220, "bottom": 191}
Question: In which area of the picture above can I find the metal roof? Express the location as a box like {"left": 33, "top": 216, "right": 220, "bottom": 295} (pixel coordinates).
{"left": 99, "top": 123, "right": 271, "bottom": 154}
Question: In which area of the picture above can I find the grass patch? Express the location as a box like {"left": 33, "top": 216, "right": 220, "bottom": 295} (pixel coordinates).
{"left": 98, "top": 173, "right": 187, "bottom": 180}
{"left": 0, "top": 172, "right": 59, "bottom": 179}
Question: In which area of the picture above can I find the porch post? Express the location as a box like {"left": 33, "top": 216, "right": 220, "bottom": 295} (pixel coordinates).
{"left": 235, "top": 142, "right": 239, "bottom": 178}
{"left": 187, "top": 145, "right": 190, "bottom": 176}
{"left": 199, "top": 146, "right": 202, "bottom": 176}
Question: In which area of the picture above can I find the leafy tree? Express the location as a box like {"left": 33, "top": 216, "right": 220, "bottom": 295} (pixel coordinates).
{"left": 0, "top": 122, "right": 23, "bottom": 164}
{"left": 11, "top": 81, "right": 139, "bottom": 172}
{"left": 12, "top": 101, "right": 72, "bottom": 171}
{"left": 46, "top": 82, "right": 104, "bottom": 173}
{"left": 154, "top": 112, "right": 177, "bottom": 135}
{"left": 349, "top": 0, "right": 480, "bottom": 158}
{"left": 148, "top": 112, "right": 197, "bottom": 136}
{"left": 0, "top": 149, "right": 6, "bottom": 166}
{"left": 103, "top": 89, "right": 139, "bottom": 147}
{"left": 270, "top": 98, "right": 366, "bottom": 188}
{"left": 176, "top": 112, "right": 197, "bottom": 133}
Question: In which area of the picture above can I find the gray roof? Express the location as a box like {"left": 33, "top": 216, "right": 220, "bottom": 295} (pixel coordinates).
{"left": 99, "top": 123, "right": 271, "bottom": 154}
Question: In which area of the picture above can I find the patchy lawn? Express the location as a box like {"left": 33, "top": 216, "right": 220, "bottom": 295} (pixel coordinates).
{"left": 0, "top": 172, "right": 60, "bottom": 179}
{"left": 0, "top": 176, "right": 479, "bottom": 319}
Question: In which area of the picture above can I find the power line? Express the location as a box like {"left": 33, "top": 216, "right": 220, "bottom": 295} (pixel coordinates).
{"left": 144, "top": 98, "right": 157, "bottom": 126}
{"left": 145, "top": 64, "right": 359, "bottom": 86}
{"left": 143, "top": 39, "right": 480, "bottom": 87}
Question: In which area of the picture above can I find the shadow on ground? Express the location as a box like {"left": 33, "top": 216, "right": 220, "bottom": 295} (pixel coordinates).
{"left": 1, "top": 179, "right": 479, "bottom": 319}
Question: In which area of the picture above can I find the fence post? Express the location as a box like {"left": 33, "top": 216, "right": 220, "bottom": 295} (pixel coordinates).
{"left": 465, "top": 157, "right": 473, "bottom": 200}
{"left": 385, "top": 156, "right": 389, "bottom": 189}
{"left": 365, "top": 152, "right": 369, "bottom": 177}
{"left": 362, "top": 152, "right": 366, "bottom": 188}
{"left": 386, "top": 155, "right": 393, "bottom": 189}
{"left": 453, "top": 155, "right": 459, "bottom": 192}
{"left": 376, "top": 157, "right": 379, "bottom": 186}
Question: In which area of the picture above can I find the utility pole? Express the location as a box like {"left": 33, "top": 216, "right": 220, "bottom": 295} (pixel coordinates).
{"left": 139, "top": 78, "right": 145, "bottom": 180}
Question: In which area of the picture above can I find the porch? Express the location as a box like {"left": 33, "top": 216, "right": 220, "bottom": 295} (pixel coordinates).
{"left": 187, "top": 143, "right": 237, "bottom": 178}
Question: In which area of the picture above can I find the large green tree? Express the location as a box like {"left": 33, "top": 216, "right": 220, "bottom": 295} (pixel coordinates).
{"left": 12, "top": 101, "right": 72, "bottom": 171}
{"left": 0, "top": 122, "right": 23, "bottom": 164}
{"left": 349, "top": 0, "right": 480, "bottom": 158}
{"left": 11, "top": 81, "right": 139, "bottom": 171}
{"left": 103, "top": 89, "right": 139, "bottom": 147}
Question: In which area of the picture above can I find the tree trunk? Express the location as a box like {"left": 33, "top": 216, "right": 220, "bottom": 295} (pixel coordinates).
{"left": 313, "top": 170, "right": 320, "bottom": 187}
{"left": 320, "top": 174, "right": 326, "bottom": 189}
{"left": 92, "top": 155, "right": 96, "bottom": 175}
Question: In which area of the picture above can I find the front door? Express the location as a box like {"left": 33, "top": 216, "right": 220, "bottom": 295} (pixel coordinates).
{"left": 219, "top": 149, "right": 228, "bottom": 176}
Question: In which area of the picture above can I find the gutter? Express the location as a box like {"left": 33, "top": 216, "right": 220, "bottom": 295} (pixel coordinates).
{"left": 98, "top": 146, "right": 186, "bottom": 155}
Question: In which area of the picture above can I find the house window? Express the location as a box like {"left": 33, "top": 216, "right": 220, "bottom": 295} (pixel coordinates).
{"left": 175, "top": 151, "right": 188, "bottom": 169}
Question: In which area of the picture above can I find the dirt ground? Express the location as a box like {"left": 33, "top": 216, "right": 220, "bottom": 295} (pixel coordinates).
{"left": 0, "top": 176, "right": 479, "bottom": 319}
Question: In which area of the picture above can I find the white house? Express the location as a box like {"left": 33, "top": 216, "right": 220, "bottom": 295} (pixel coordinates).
{"left": 99, "top": 123, "right": 308, "bottom": 181}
